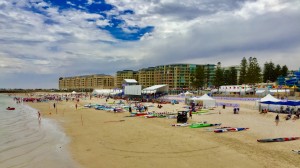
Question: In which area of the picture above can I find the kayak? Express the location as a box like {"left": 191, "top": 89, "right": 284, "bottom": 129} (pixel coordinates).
{"left": 190, "top": 123, "right": 221, "bottom": 128}
{"left": 257, "top": 137, "right": 300, "bottom": 143}
{"left": 6, "top": 107, "right": 15, "bottom": 110}
{"left": 192, "top": 111, "right": 209, "bottom": 114}
{"left": 136, "top": 113, "right": 148, "bottom": 116}
{"left": 214, "top": 127, "right": 249, "bottom": 133}
{"left": 171, "top": 123, "right": 190, "bottom": 127}
{"left": 145, "top": 115, "right": 157, "bottom": 118}
{"left": 292, "top": 150, "right": 300, "bottom": 154}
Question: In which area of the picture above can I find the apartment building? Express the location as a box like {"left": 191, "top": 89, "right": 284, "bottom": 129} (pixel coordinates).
{"left": 59, "top": 64, "right": 216, "bottom": 91}
{"left": 204, "top": 64, "right": 217, "bottom": 88}
{"left": 115, "top": 70, "right": 139, "bottom": 88}
{"left": 116, "top": 64, "right": 216, "bottom": 90}
{"left": 138, "top": 67, "right": 155, "bottom": 88}
{"left": 59, "top": 74, "right": 115, "bottom": 90}
{"left": 152, "top": 64, "right": 198, "bottom": 90}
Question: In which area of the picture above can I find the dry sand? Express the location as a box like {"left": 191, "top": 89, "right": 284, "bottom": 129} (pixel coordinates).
{"left": 27, "top": 96, "right": 300, "bottom": 168}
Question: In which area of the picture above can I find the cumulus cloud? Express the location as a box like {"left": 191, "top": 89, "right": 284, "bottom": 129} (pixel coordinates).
{"left": 0, "top": 0, "right": 300, "bottom": 88}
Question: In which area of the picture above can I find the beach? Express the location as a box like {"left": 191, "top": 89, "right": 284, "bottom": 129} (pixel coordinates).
{"left": 25, "top": 95, "right": 300, "bottom": 168}
{"left": 0, "top": 94, "right": 79, "bottom": 168}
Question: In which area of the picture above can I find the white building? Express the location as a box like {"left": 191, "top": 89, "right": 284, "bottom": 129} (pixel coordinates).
{"left": 212, "top": 85, "right": 254, "bottom": 95}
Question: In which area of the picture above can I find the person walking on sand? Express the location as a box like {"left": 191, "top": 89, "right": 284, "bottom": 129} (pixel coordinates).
{"left": 53, "top": 103, "right": 56, "bottom": 109}
{"left": 275, "top": 114, "right": 279, "bottom": 126}
{"left": 75, "top": 103, "right": 78, "bottom": 110}
{"left": 37, "top": 111, "right": 41, "bottom": 121}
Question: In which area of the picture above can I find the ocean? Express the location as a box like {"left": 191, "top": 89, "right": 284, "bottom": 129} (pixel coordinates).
{"left": 0, "top": 94, "right": 80, "bottom": 168}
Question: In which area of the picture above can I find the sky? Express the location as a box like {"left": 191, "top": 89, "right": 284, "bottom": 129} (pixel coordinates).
{"left": 1, "top": 0, "right": 300, "bottom": 89}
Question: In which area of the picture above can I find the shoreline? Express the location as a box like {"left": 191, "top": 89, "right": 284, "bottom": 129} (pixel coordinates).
{"left": 26, "top": 96, "right": 300, "bottom": 168}
{"left": 0, "top": 94, "right": 80, "bottom": 168}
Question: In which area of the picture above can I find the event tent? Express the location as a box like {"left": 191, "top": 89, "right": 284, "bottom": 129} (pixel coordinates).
{"left": 184, "top": 91, "right": 193, "bottom": 96}
{"left": 189, "top": 94, "right": 216, "bottom": 108}
{"left": 260, "top": 94, "right": 280, "bottom": 102}
{"left": 258, "top": 94, "right": 300, "bottom": 111}
{"left": 260, "top": 100, "right": 300, "bottom": 106}
{"left": 92, "top": 89, "right": 122, "bottom": 96}
{"left": 142, "top": 85, "right": 168, "bottom": 94}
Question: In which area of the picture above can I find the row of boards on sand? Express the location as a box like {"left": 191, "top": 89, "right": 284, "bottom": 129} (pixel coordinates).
{"left": 171, "top": 123, "right": 221, "bottom": 128}
{"left": 171, "top": 123, "right": 249, "bottom": 133}
{"left": 171, "top": 123, "right": 300, "bottom": 144}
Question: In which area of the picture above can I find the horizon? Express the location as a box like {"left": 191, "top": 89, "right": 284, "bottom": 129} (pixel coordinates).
{"left": 1, "top": 0, "right": 300, "bottom": 89}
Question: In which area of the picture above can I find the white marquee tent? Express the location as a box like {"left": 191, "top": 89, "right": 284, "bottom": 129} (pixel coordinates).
{"left": 189, "top": 94, "right": 216, "bottom": 107}
{"left": 260, "top": 94, "right": 280, "bottom": 102}
{"left": 92, "top": 89, "right": 122, "bottom": 96}
{"left": 142, "top": 85, "right": 169, "bottom": 94}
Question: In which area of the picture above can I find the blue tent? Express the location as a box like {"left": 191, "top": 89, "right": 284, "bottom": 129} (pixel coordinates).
{"left": 261, "top": 101, "right": 300, "bottom": 106}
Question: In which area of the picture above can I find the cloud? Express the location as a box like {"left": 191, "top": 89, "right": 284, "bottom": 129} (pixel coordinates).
{"left": 0, "top": 0, "right": 300, "bottom": 88}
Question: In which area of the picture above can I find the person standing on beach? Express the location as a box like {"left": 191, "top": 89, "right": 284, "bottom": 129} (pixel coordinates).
{"left": 53, "top": 103, "right": 56, "bottom": 109}
{"left": 275, "top": 114, "right": 279, "bottom": 126}
{"left": 75, "top": 103, "right": 78, "bottom": 110}
{"left": 129, "top": 106, "right": 132, "bottom": 113}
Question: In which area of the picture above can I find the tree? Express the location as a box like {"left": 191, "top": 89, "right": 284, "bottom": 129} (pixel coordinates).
{"left": 274, "top": 64, "right": 281, "bottom": 79}
{"left": 281, "top": 65, "right": 289, "bottom": 77}
{"left": 263, "top": 61, "right": 275, "bottom": 82}
{"left": 213, "top": 62, "right": 224, "bottom": 90}
{"left": 191, "top": 65, "right": 205, "bottom": 90}
{"left": 229, "top": 67, "right": 238, "bottom": 85}
{"left": 223, "top": 69, "right": 230, "bottom": 85}
{"left": 246, "top": 57, "right": 261, "bottom": 84}
{"left": 239, "top": 57, "right": 247, "bottom": 85}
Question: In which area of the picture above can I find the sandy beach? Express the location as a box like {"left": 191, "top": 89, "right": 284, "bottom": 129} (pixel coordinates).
{"left": 26, "top": 96, "right": 300, "bottom": 168}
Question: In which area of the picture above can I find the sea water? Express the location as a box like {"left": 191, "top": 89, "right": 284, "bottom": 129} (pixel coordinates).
{"left": 0, "top": 94, "right": 80, "bottom": 168}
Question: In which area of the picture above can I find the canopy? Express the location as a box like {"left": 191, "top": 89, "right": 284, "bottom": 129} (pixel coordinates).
{"left": 260, "top": 94, "right": 280, "bottom": 102}
{"left": 189, "top": 94, "right": 216, "bottom": 108}
{"left": 256, "top": 90, "right": 266, "bottom": 94}
{"left": 92, "top": 89, "right": 122, "bottom": 96}
{"left": 123, "top": 79, "right": 138, "bottom": 84}
{"left": 72, "top": 91, "right": 76, "bottom": 94}
{"left": 198, "top": 94, "right": 215, "bottom": 100}
{"left": 142, "top": 85, "right": 168, "bottom": 94}
{"left": 184, "top": 91, "right": 193, "bottom": 96}
{"left": 261, "top": 101, "right": 300, "bottom": 106}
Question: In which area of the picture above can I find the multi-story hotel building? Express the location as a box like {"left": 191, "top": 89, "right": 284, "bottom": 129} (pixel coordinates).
{"left": 59, "top": 64, "right": 216, "bottom": 91}
{"left": 59, "top": 74, "right": 115, "bottom": 91}
{"left": 153, "top": 64, "right": 197, "bottom": 90}
{"left": 115, "top": 70, "right": 139, "bottom": 88}
{"left": 138, "top": 67, "right": 155, "bottom": 88}
{"left": 116, "top": 64, "right": 216, "bottom": 90}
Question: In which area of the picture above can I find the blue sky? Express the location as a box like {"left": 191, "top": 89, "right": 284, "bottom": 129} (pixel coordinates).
{"left": 1, "top": 0, "right": 300, "bottom": 89}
